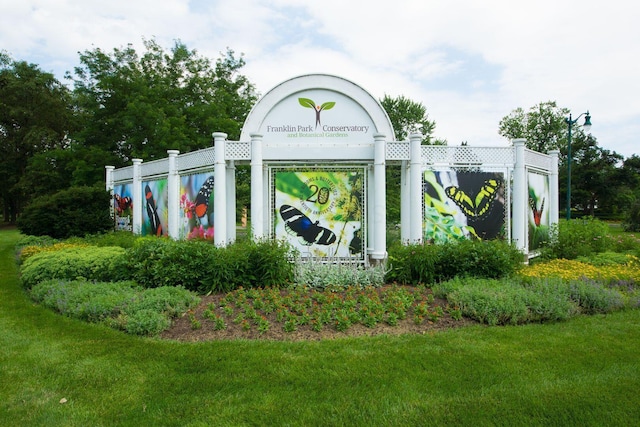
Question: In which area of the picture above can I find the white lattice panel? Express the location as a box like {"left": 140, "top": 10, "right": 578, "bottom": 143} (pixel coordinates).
{"left": 421, "top": 146, "right": 514, "bottom": 166}
{"left": 386, "top": 142, "right": 410, "bottom": 160}
{"left": 112, "top": 166, "right": 133, "bottom": 182}
{"left": 177, "top": 147, "right": 215, "bottom": 172}
{"left": 139, "top": 158, "right": 169, "bottom": 178}
{"left": 226, "top": 141, "right": 251, "bottom": 160}
{"left": 524, "top": 149, "right": 552, "bottom": 172}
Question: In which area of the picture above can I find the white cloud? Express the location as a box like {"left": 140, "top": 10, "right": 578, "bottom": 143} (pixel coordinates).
{"left": 1, "top": 0, "right": 638, "bottom": 157}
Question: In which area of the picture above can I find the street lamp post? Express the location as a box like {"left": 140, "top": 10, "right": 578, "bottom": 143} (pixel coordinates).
{"left": 565, "top": 111, "right": 592, "bottom": 220}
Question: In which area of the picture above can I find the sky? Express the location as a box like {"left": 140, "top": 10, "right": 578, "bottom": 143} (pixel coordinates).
{"left": 2, "top": 0, "right": 639, "bottom": 158}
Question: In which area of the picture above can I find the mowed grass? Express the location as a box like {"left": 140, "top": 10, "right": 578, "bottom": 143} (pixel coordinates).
{"left": 2, "top": 228, "right": 640, "bottom": 426}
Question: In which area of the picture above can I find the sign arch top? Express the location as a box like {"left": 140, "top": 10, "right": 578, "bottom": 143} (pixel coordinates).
{"left": 240, "top": 74, "right": 395, "bottom": 144}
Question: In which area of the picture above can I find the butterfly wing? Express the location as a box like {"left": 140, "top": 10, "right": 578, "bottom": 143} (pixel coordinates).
{"left": 279, "top": 204, "right": 336, "bottom": 246}
{"left": 474, "top": 179, "right": 500, "bottom": 217}
{"left": 446, "top": 179, "right": 500, "bottom": 219}
{"left": 445, "top": 186, "right": 475, "bottom": 217}
{"left": 194, "top": 176, "right": 215, "bottom": 218}
{"left": 529, "top": 196, "right": 545, "bottom": 226}
{"left": 145, "top": 185, "right": 163, "bottom": 236}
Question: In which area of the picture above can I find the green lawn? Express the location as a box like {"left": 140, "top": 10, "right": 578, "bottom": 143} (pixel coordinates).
{"left": 2, "top": 228, "right": 640, "bottom": 426}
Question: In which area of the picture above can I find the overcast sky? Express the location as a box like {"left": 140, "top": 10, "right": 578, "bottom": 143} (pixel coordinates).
{"left": 2, "top": 0, "right": 638, "bottom": 158}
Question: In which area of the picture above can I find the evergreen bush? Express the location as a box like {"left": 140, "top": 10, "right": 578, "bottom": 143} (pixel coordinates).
{"left": 17, "top": 186, "right": 113, "bottom": 239}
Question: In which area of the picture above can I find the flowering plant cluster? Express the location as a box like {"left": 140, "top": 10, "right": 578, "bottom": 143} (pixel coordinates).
{"left": 522, "top": 257, "right": 640, "bottom": 283}
{"left": 192, "top": 285, "right": 454, "bottom": 335}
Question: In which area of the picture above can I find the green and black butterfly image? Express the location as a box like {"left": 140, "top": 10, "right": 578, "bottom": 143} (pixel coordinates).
{"left": 279, "top": 204, "right": 337, "bottom": 245}
{"left": 445, "top": 179, "right": 501, "bottom": 219}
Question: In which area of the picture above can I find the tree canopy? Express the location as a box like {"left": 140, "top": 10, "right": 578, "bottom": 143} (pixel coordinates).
{"left": 500, "top": 101, "right": 633, "bottom": 220}
{"left": 68, "top": 39, "right": 258, "bottom": 165}
{"left": 0, "top": 56, "right": 75, "bottom": 222}
{"left": 499, "top": 101, "right": 569, "bottom": 153}
{"left": 380, "top": 94, "right": 445, "bottom": 144}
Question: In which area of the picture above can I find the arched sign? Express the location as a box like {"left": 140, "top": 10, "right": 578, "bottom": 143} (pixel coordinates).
{"left": 241, "top": 74, "right": 394, "bottom": 147}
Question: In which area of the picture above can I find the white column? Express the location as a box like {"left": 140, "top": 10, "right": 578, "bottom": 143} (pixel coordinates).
{"left": 105, "top": 166, "right": 115, "bottom": 192}
{"left": 367, "top": 165, "right": 375, "bottom": 259}
{"left": 372, "top": 134, "right": 387, "bottom": 261}
{"left": 213, "top": 132, "right": 228, "bottom": 246}
{"left": 409, "top": 133, "right": 423, "bottom": 244}
{"left": 400, "top": 159, "right": 410, "bottom": 242}
{"left": 250, "top": 133, "right": 264, "bottom": 239}
{"left": 167, "top": 150, "right": 180, "bottom": 239}
{"left": 227, "top": 160, "right": 236, "bottom": 242}
{"left": 105, "top": 165, "right": 115, "bottom": 222}
{"left": 512, "top": 139, "right": 527, "bottom": 253}
{"left": 132, "top": 158, "right": 143, "bottom": 235}
{"left": 548, "top": 150, "right": 560, "bottom": 227}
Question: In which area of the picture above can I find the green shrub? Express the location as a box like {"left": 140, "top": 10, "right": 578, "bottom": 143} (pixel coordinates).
{"left": 14, "top": 235, "right": 58, "bottom": 256}
{"left": 20, "top": 246, "right": 126, "bottom": 288}
{"left": 386, "top": 244, "right": 439, "bottom": 284}
{"left": 387, "top": 240, "right": 523, "bottom": 284}
{"left": 126, "top": 286, "right": 200, "bottom": 318}
{"left": 125, "top": 238, "right": 217, "bottom": 291}
{"left": 576, "top": 251, "right": 634, "bottom": 266}
{"left": 543, "top": 217, "right": 611, "bottom": 260}
{"left": 293, "top": 260, "right": 386, "bottom": 290}
{"left": 67, "top": 231, "right": 140, "bottom": 249}
{"left": 29, "top": 279, "right": 199, "bottom": 336}
{"left": 123, "top": 310, "right": 171, "bottom": 336}
{"left": 17, "top": 186, "right": 114, "bottom": 239}
{"left": 622, "top": 200, "right": 640, "bottom": 232}
{"left": 607, "top": 233, "right": 640, "bottom": 253}
{"left": 434, "top": 278, "right": 577, "bottom": 325}
{"left": 568, "top": 279, "right": 625, "bottom": 314}
{"left": 123, "top": 237, "right": 295, "bottom": 293}
{"left": 30, "top": 279, "right": 140, "bottom": 321}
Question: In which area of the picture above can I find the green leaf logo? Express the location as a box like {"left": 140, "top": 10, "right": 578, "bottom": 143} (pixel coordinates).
{"left": 298, "top": 97, "right": 336, "bottom": 129}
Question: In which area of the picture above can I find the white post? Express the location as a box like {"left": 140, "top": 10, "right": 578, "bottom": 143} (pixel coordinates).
{"left": 227, "top": 160, "right": 236, "bottom": 242}
{"left": 213, "top": 132, "right": 228, "bottom": 246}
{"left": 132, "top": 158, "right": 143, "bottom": 235}
{"left": 409, "top": 133, "right": 423, "bottom": 244}
{"left": 367, "top": 165, "right": 375, "bottom": 260}
{"left": 400, "top": 159, "right": 410, "bottom": 242}
{"left": 548, "top": 150, "right": 560, "bottom": 227}
{"left": 250, "top": 133, "right": 264, "bottom": 239}
{"left": 372, "top": 134, "right": 387, "bottom": 261}
{"left": 167, "top": 150, "right": 180, "bottom": 239}
{"left": 105, "top": 166, "right": 115, "bottom": 192}
{"left": 512, "top": 139, "right": 527, "bottom": 253}
{"left": 105, "top": 165, "right": 115, "bottom": 223}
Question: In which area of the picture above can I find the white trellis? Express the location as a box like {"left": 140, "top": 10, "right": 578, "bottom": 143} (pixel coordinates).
{"left": 106, "top": 74, "right": 558, "bottom": 263}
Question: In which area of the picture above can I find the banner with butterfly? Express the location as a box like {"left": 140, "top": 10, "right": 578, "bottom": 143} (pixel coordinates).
{"left": 273, "top": 168, "right": 365, "bottom": 260}
{"left": 180, "top": 173, "right": 215, "bottom": 240}
{"left": 113, "top": 183, "right": 133, "bottom": 232}
{"left": 142, "top": 179, "right": 168, "bottom": 237}
{"left": 423, "top": 170, "right": 506, "bottom": 242}
{"left": 528, "top": 171, "right": 550, "bottom": 250}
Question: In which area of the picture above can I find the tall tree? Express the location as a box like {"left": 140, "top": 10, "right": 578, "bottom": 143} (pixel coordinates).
{"left": 499, "top": 101, "right": 569, "bottom": 152}
{"left": 0, "top": 56, "right": 74, "bottom": 222}
{"left": 380, "top": 94, "right": 442, "bottom": 144}
{"left": 558, "top": 133, "right": 622, "bottom": 217}
{"left": 67, "top": 39, "right": 258, "bottom": 171}
{"left": 380, "top": 95, "right": 443, "bottom": 226}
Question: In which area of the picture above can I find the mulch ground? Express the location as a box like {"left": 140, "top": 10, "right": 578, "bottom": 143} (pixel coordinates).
{"left": 161, "top": 287, "right": 478, "bottom": 342}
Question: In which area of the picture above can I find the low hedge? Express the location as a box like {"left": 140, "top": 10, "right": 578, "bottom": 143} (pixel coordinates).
{"left": 387, "top": 239, "right": 524, "bottom": 284}
{"left": 20, "top": 246, "right": 126, "bottom": 289}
